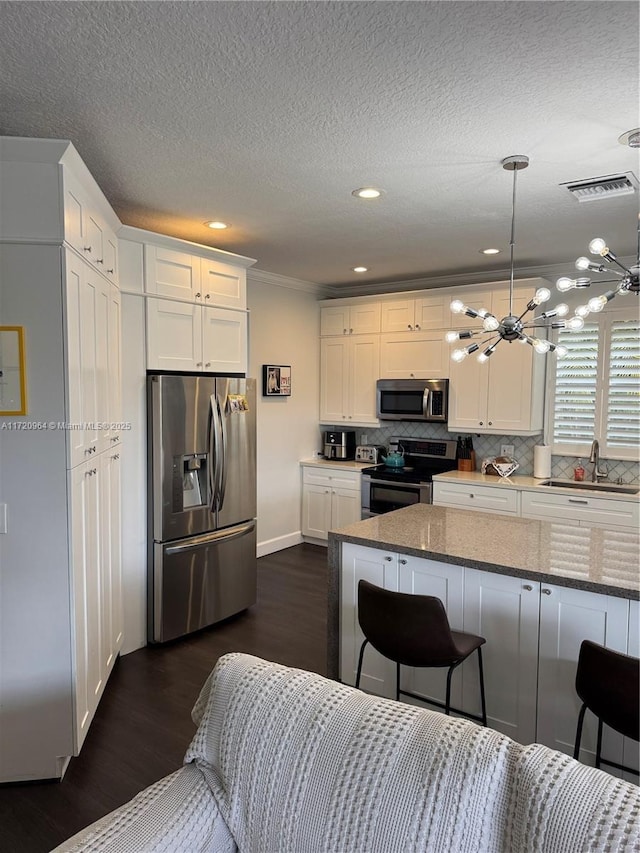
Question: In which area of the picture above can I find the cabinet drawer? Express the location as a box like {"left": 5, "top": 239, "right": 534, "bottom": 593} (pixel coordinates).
{"left": 521, "top": 491, "right": 639, "bottom": 529}
{"left": 302, "top": 466, "right": 360, "bottom": 489}
{"left": 433, "top": 482, "right": 519, "bottom": 514}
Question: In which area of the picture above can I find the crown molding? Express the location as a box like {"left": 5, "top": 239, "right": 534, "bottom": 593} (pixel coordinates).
{"left": 248, "top": 267, "right": 332, "bottom": 296}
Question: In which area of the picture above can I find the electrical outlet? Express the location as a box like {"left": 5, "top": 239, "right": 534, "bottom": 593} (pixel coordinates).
{"left": 501, "top": 444, "right": 514, "bottom": 458}
{"left": 361, "top": 434, "right": 368, "bottom": 445}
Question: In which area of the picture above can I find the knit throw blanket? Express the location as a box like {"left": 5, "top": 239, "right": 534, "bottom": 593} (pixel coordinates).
{"left": 184, "top": 653, "right": 640, "bottom": 853}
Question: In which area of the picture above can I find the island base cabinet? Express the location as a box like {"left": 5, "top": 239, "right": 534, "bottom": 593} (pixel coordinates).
{"left": 340, "top": 544, "right": 398, "bottom": 697}
{"left": 397, "top": 558, "right": 464, "bottom": 714}
{"left": 462, "top": 569, "right": 540, "bottom": 745}
{"left": 536, "top": 584, "right": 634, "bottom": 777}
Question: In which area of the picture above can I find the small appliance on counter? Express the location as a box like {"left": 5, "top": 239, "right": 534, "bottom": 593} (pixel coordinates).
{"left": 355, "top": 444, "right": 386, "bottom": 464}
{"left": 323, "top": 429, "right": 356, "bottom": 460}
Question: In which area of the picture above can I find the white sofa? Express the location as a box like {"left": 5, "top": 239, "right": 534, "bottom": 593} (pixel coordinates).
{"left": 54, "top": 652, "right": 640, "bottom": 853}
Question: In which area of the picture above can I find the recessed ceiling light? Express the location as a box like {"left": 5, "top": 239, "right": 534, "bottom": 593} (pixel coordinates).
{"left": 351, "top": 187, "right": 384, "bottom": 199}
{"left": 204, "top": 220, "right": 229, "bottom": 229}
{"left": 352, "top": 266, "right": 368, "bottom": 273}
{"left": 481, "top": 248, "right": 501, "bottom": 255}
{"left": 618, "top": 128, "right": 640, "bottom": 148}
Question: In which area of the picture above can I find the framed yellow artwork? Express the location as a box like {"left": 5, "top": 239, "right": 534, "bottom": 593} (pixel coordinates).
{"left": 0, "top": 326, "right": 27, "bottom": 415}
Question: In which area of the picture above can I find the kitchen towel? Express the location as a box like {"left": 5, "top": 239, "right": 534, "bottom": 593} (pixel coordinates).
{"left": 533, "top": 444, "right": 552, "bottom": 479}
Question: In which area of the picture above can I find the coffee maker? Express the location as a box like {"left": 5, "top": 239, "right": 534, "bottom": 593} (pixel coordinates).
{"left": 323, "top": 430, "right": 356, "bottom": 460}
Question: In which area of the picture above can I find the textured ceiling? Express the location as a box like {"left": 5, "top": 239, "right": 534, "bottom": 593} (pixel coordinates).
{"left": 1, "top": 1, "right": 638, "bottom": 287}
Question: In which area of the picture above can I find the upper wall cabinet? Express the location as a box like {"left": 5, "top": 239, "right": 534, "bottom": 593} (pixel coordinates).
{"left": 0, "top": 137, "right": 120, "bottom": 284}
{"left": 144, "top": 245, "right": 248, "bottom": 309}
{"left": 321, "top": 302, "right": 381, "bottom": 336}
{"left": 380, "top": 293, "right": 452, "bottom": 332}
{"left": 447, "top": 281, "right": 547, "bottom": 434}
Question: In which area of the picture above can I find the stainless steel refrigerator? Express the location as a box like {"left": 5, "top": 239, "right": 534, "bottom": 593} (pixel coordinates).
{"left": 147, "top": 374, "right": 257, "bottom": 642}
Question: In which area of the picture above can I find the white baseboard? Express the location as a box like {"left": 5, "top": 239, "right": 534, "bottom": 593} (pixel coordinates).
{"left": 257, "top": 531, "right": 304, "bottom": 558}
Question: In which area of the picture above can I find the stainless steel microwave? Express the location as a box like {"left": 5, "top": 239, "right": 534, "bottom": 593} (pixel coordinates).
{"left": 376, "top": 379, "right": 449, "bottom": 422}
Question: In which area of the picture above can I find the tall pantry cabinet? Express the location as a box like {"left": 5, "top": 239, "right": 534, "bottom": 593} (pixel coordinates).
{"left": 0, "top": 137, "right": 123, "bottom": 781}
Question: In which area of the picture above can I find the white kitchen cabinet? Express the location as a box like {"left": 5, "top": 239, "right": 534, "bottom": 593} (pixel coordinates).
{"left": 537, "top": 583, "right": 631, "bottom": 774}
{"left": 0, "top": 138, "right": 123, "bottom": 782}
{"left": 447, "top": 282, "right": 546, "bottom": 434}
{"left": 201, "top": 257, "right": 247, "bottom": 309}
{"left": 144, "top": 245, "right": 201, "bottom": 301}
{"left": 340, "top": 543, "right": 399, "bottom": 696}
{"left": 432, "top": 481, "right": 520, "bottom": 515}
{"left": 100, "top": 448, "right": 123, "bottom": 681}
{"left": 521, "top": 490, "right": 639, "bottom": 530}
{"left": 146, "top": 298, "right": 248, "bottom": 374}
{"left": 320, "top": 302, "right": 381, "bottom": 336}
{"left": 380, "top": 293, "right": 451, "bottom": 332}
{"left": 301, "top": 466, "right": 361, "bottom": 543}
{"left": 462, "top": 568, "right": 540, "bottom": 744}
{"left": 379, "top": 330, "right": 449, "bottom": 379}
{"left": 319, "top": 335, "right": 379, "bottom": 426}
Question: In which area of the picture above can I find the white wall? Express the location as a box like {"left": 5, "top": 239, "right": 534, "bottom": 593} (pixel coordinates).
{"left": 248, "top": 276, "right": 321, "bottom": 556}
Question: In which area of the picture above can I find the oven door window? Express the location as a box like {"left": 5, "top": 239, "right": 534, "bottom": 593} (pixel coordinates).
{"left": 369, "top": 482, "right": 422, "bottom": 514}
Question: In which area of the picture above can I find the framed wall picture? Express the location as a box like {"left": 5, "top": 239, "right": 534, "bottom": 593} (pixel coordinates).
{"left": 262, "top": 364, "right": 291, "bottom": 396}
{"left": 0, "top": 326, "right": 27, "bottom": 415}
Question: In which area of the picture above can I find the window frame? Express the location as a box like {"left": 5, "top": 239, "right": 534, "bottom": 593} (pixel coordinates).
{"left": 545, "top": 302, "right": 640, "bottom": 462}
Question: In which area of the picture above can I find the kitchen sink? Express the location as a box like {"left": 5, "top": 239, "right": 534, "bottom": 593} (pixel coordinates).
{"left": 538, "top": 479, "right": 639, "bottom": 496}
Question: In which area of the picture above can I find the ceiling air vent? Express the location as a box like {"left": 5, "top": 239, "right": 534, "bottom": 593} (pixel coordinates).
{"left": 561, "top": 172, "right": 639, "bottom": 202}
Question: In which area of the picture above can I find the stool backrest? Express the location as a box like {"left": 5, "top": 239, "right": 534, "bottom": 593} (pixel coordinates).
{"left": 575, "top": 639, "right": 640, "bottom": 741}
{"left": 357, "top": 579, "right": 460, "bottom": 667}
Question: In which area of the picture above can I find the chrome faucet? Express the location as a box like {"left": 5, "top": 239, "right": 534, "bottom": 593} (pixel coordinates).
{"left": 588, "top": 439, "right": 608, "bottom": 482}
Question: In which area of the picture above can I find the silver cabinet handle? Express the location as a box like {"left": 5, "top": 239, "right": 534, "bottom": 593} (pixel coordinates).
{"left": 343, "top": 328, "right": 347, "bottom": 334}
{"left": 523, "top": 584, "right": 533, "bottom": 591}
{"left": 205, "top": 293, "right": 210, "bottom": 299}
{"left": 111, "top": 435, "right": 119, "bottom": 442}
{"left": 384, "top": 556, "right": 393, "bottom": 562}
{"left": 96, "top": 258, "right": 103, "bottom": 264}
{"left": 205, "top": 362, "right": 211, "bottom": 368}
{"left": 542, "top": 588, "right": 552, "bottom": 595}
{"left": 106, "top": 268, "right": 114, "bottom": 274}
{"left": 488, "top": 421, "right": 493, "bottom": 426}
{"left": 479, "top": 421, "right": 483, "bottom": 426}
{"left": 407, "top": 324, "right": 412, "bottom": 330}
{"left": 399, "top": 558, "right": 407, "bottom": 565}
{"left": 196, "top": 362, "right": 203, "bottom": 367}
{"left": 195, "top": 292, "right": 201, "bottom": 298}
{"left": 415, "top": 323, "right": 421, "bottom": 330}
{"left": 83, "top": 246, "right": 92, "bottom": 253}
{"left": 569, "top": 498, "right": 589, "bottom": 505}
{"left": 112, "top": 453, "right": 120, "bottom": 460}
{"left": 469, "top": 493, "right": 474, "bottom": 498}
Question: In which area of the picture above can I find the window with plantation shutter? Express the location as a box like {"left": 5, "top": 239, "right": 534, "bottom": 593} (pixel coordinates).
{"left": 552, "top": 323, "right": 599, "bottom": 446}
{"left": 606, "top": 319, "right": 640, "bottom": 448}
{"left": 549, "top": 306, "right": 640, "bottom": 461}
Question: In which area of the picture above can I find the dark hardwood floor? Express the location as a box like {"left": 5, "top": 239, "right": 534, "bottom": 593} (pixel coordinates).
{"left": 0, "top": 543, "right": 329, "bottom": 853}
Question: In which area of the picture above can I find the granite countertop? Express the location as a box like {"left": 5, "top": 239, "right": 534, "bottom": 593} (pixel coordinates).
{"left": 328, "top": 503, "right": 640, "bottom": 599}
{"left": 432, "top": 470, "right": 640, "bottom": 501}
{"left": 300, "top": 458, "right": 372, "bottom": 472}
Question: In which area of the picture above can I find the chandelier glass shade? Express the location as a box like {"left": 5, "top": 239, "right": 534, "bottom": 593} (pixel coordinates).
{"left": 447, "top": 155, "right": 580, "bottom": 364}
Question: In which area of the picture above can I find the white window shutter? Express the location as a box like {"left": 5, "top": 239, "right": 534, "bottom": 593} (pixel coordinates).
{"left": 605, "top": 318, "right": 640, "bottom": 449}
{"left": 553, "top": 323, "right": 599, "bottom": 446}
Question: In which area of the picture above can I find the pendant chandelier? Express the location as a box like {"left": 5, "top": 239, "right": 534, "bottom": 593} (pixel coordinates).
{"left": 555, "top": 219, "right": 640, "bottom": 322}
{"left": 446, "top": 155, "right": 580, "bottom": 364}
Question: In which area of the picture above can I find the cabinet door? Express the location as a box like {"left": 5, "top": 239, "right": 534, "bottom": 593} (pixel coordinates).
{"left": 146, "top": 298, "right": 202, "bottom": 371}
{"left": 70, "top": 462, "right": 102, "bottom": 751}
{"left": 349, "top": 302, "right": 381, "bottom": 334}
{"left": 85, "top": 212, "right": 104, "bottom": 269}
{"left": 100, "top": 449, "right": 123, "bottom": 681}
{"left": 447, "top": 288, "right": 491, "bottom": 330}
{"left": 379, "top": 331, "right": 449, "bottom": 379}
{"left": 537, "top": 583, "right": 629, "bottom": 766}
{"left": 102, "top": 230, "right": 118, "bottom": 282}
{"left": 414, "top": 294, "right": 452, "bottom": 330}
{"left": 320, "top": 337, "right": 349, "bottom": 423}
{"left": 321, "top": 305, "right": 351, "bottom": 337}
{"left": 448, "top": 348, "right": 488, "bottom": 431}
{"left": 330, "top": 487, "right": 361, "bottom": 532}
{"left": 79, "top": 267, "right": 101, "bottom": 455}
{"left": 201, "top": 307, "right": 248, "bottom": 374}
{"left": 301, "top": 483, "right": 331, "bottom": 540}
{"left": 398, "top": 558, "right": 464, "bottom": 712}
{"left": 624, "top": 601, "right": 640, "bottom": 778}
{"left": 431, "top": 482, "right": 520, "bottom": 515}
{"left": 349, "top": 334, "right": 380, "bottom": 425}
{"left": 62, "top": 167, "right": 87, "bottom": 255}
{"left": 380, "top": 299, "right": 415, "bottom": 332}
{"left": 94, "top": 276, "right": 111, "bottom": 451}
{"left": 463, "top": 569, "right": 540, "bottom": 744}
{"left": 340, "top": 544, "right": 398, "bottom": 696}
{"left": 107, "top": 286, "right": 122, "bottom": 447}
{"left": 201, "top": 259, "right": 246, "bottom": 308}
{"left": 65, "top": 252, "right": 89, "bottom": 467}
{"left": 144, "top": 246, "right": 200, "bottom": 301}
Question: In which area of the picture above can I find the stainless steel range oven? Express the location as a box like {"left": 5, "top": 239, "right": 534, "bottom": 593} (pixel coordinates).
{"left": 361, "top": 437, "right": 457, "bottom": 518}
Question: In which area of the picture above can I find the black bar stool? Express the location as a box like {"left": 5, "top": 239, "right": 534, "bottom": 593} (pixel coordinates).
{"left": 573, "top": 639, "right": 640, "bottom": 776}
{"left": 354, "top": 579, "right": 487, "bottom": 726}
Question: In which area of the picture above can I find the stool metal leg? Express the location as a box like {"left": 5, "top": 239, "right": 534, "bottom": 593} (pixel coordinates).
{"left": 355, "top": 639, "right": 369, "bottom": 689}
{"left": 396, "top": 663, "right": 401, "bottom": 702}
{"left": 477, "top": 647, "right": 487, "bottom": 727}
{"left": 445, "top": 665, "right": 454, "bottom": 715}
{"left": 574, "top": 703, "right": 587, "bottom": 760}
{"left": 595, "top": 718, "right": 604, "bottom": 769}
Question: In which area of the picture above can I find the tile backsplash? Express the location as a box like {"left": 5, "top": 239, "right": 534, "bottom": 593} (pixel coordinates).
{"left": 320, "top": 422, "right": 640, "bottom": 484}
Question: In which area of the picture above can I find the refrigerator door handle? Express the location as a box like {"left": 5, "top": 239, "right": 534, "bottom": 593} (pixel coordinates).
{"left": 164, "top": 520, "right": 256, "bottom": 555}
{"left": 209, "top": 394, "right": 222, "bottom": 513}
{"left": 217, "top": 392, "right": 228, "bottom": 510}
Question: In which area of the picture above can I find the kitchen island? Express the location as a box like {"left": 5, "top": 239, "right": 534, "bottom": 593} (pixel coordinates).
{"left": 327, "top": 504, "right": 639, "bottom": 771}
